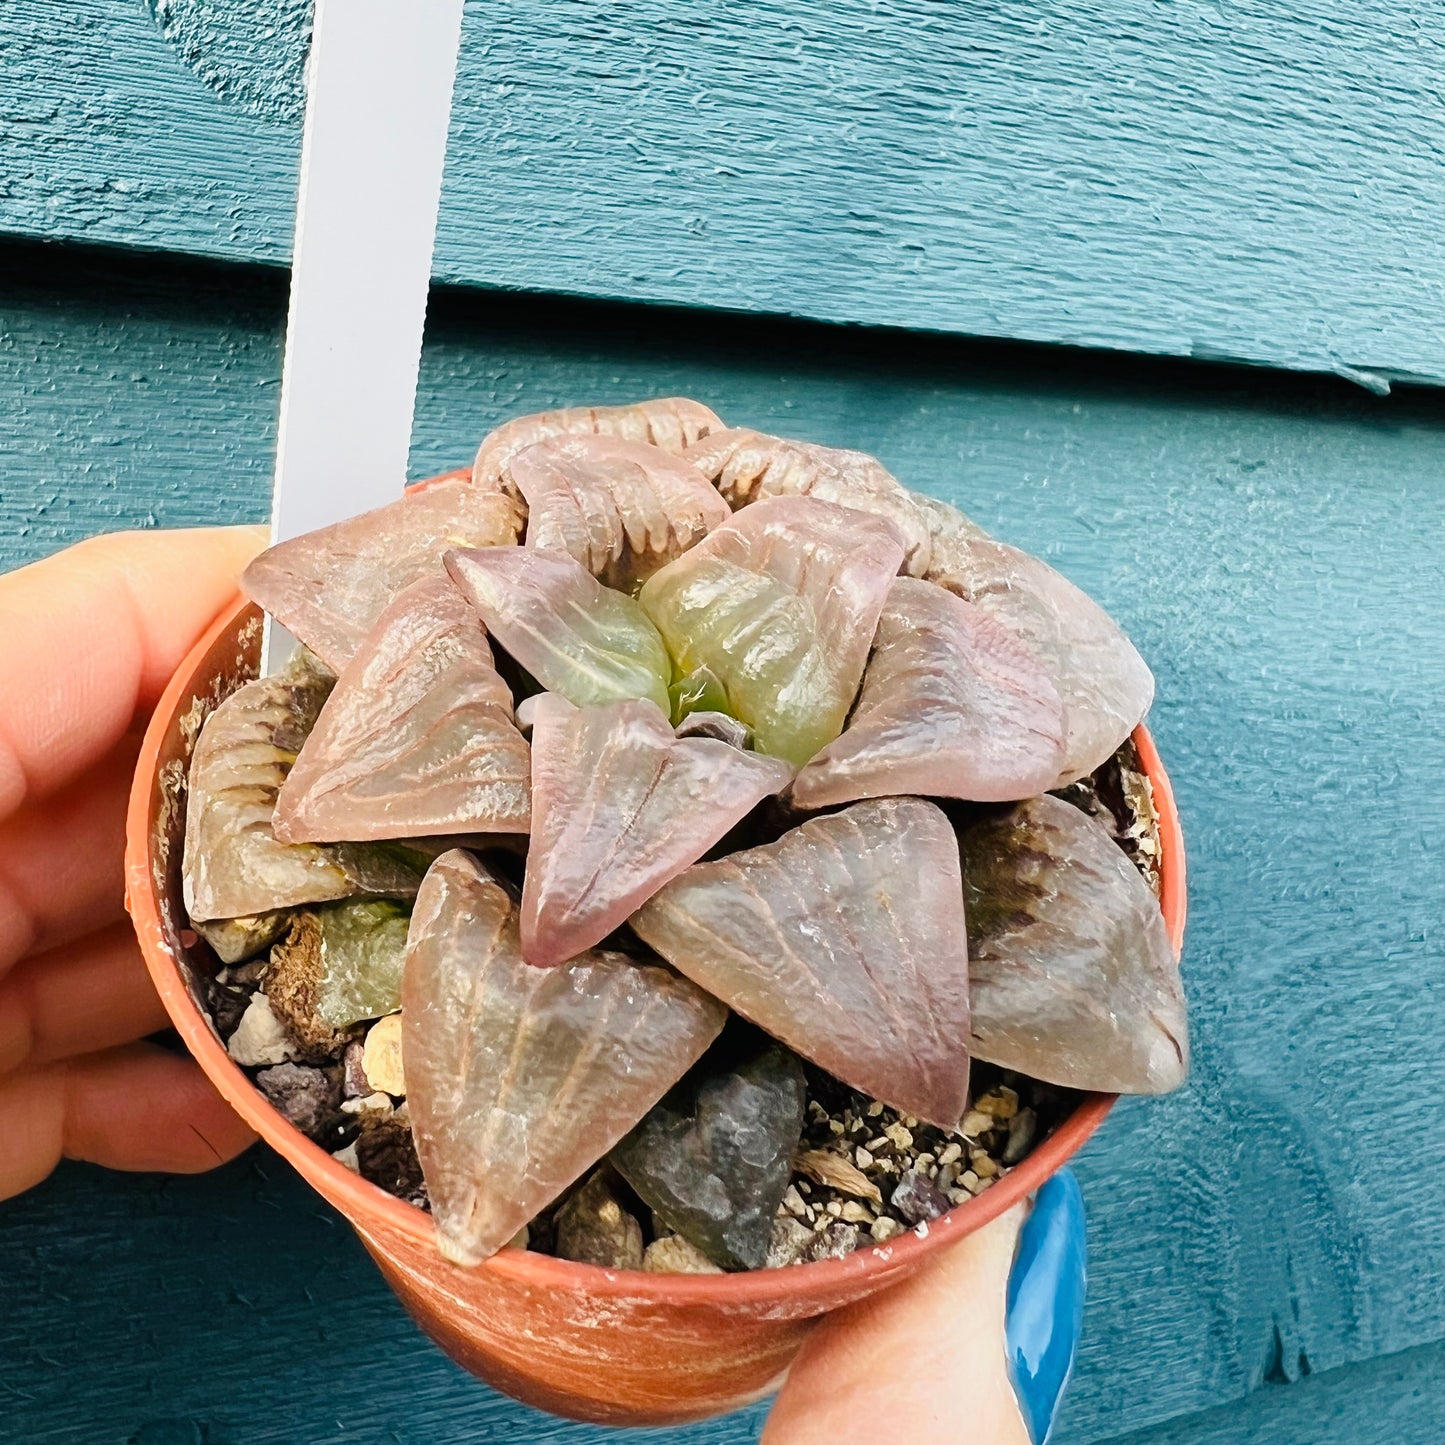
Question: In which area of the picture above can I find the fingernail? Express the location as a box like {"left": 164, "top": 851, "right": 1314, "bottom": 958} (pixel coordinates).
{"left": 1005, "top": 1169, "right": 1087, "bottom": 1445}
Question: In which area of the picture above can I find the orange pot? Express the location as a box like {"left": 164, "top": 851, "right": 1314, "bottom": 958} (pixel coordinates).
{"left": 125, "top": 582, "right": 1186, "bottom": 1428}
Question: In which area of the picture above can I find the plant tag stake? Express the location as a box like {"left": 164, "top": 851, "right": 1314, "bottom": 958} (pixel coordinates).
{"left": 264, "top": 0, "right": 466, "bottom": 672}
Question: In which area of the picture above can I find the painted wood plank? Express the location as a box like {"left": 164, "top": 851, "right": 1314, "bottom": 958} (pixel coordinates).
{"left": 3, "top": 0, "right": 1445, "bottom": 385}
{"left": 1, "top": 238, "right": 1442, "bottom": 1443}
{"left": 1080, "top": 1340, "right": 1445, "bottom": 1445}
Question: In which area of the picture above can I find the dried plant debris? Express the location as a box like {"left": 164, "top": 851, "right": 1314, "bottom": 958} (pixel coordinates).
{"left": 265, "top": 900, "right": 411, "bottom": 1054}
{"left": 1054, "top": 738, "right": 1162, "bottom": 897}
{"left": 668, "top": 663, "right": 731, "bottom": 726}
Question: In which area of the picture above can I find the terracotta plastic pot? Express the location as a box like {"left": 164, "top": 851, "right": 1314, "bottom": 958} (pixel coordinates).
{"left": 126, "top": 573, "right": 1187, "bottom": 1428}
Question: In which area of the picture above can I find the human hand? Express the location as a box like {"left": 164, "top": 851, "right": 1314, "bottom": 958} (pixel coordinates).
{"left": 0, "top": 528, "right": 266, "bottom": 1200}
{"left": 0, "top": 527, "right": 1090, "bottom": 1445}
{"left": 765, "top": 1172, "right": 1086, "bottom": 1445}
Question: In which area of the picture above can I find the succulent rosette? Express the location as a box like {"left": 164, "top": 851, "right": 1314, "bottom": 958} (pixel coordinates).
{"left": 183, "top": 398, "right": 1187, "bottom": 1274}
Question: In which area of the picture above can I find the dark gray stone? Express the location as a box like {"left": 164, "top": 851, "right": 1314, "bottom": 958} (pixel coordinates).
{"left": 890, "top": 1168, "right": 951, "bottom": 1226}
{"left": 254, "top": 1063, "right": 340, "bottom": 1138}
{"left": 612, "top": 1032, "right": 807, "bottom": 1271}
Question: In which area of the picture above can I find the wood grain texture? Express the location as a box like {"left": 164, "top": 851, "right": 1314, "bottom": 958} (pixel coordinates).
{"left": 4, "top": 0, "right": 1445, "bottom": 385}
{"left": 1090, "top": 1339, "right": 1445, "bottom": 1445}
{"left": 1, "top": 239, "right": 1443, "bottom": 1442}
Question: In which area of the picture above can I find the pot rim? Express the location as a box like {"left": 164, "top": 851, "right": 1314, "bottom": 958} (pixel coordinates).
{"left": 126, "top": 589, "right": 1186, "bottom": 1309}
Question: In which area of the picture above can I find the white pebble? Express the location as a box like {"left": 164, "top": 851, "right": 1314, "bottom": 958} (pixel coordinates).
{"left": 884, "top": 1122, "right": 913, "bottom": 1151}
{"left": 226, "top": 993, "right": 298, "bottom": 1067}
{"left": 643, "top": 1235, "right": 723, "bottom": 1274}
{"left": 340, "top": 1091, "right": 393, "bottom": 1116}
{"left": 362, "top": 1013, "right": 407, "bottom": 1096}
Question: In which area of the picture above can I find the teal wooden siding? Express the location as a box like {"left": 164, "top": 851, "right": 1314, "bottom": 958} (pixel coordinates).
{"left": 4, "top": 1, "right": 1445, "bottom": 385}
{"left": 1, "top": 239, "right": 1441, "bottom": 1444}
{"left": 1107, "top": 1341, "right": 1445, "bottom": 1445}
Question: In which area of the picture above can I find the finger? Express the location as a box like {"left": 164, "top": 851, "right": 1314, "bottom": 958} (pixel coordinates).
{"left": 0, "top": 526, "right": 266, "bottom": 821}
{"left": 0, "top": 922, "right": 169, "bottom": 1074}
{"left": 1005, "top": 1172, "right": 1088, "bottom": 1445}
{"left": 764, "top": 1206, "right": 1031, "bottom": 1445}
{"left": 0, "top": 1042, "right": 256, "bottom": 1201}
{"left": 0, "top": 735, "right": 137, "bottom": 974}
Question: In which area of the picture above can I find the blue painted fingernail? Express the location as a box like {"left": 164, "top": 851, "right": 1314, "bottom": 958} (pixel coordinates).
{"left": 1005, "top": 1170, "right": 1087, "bottom": 1445}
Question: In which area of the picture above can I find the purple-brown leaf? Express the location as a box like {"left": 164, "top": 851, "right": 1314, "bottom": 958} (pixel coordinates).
{"left": 521, "top": 695, "right": 793, "bottom": 966}
{"left": 685, "top": 427, "right": 933, "bottom": 575}
{"left": 790, "top": 578, "right": 1065, "bottom": 808}
{"left": 181, "top": 658, "right": 424, "bottom": 923}
{"left": 241, "top": 478, "right": 523, "bottom": 672}
{"left": 445, "top": 546, "right": 672, "bottom": 714}
{"left": 402, "top": 850, "right": 726, "bottom": 1265}
{"left": 513, "top": 435, "right": 729, "bottom": 590}
{"left": 632, "top": 797, "right": 971, "bottom": 1128}
{"left": 958, "top": 795, "right": 1187, "bottom": 1094}
{"left": 273, "top": 574, "right": 530, "bottom": 843}
{"left": 925, "top": 535, "right": 1154, "bottom": 786}
{"left": 473, "top": 397, "right": 725, "bottom": 502}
